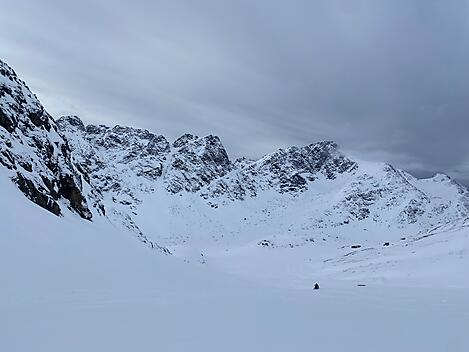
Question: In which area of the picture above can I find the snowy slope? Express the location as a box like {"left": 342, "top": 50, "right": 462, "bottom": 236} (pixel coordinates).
{"left": 1, "top": 167, "right": 469, "bottom": 352}
{"left": 2, "top": 58, "right": 469, "bottom": 351}
{"left": 2, "top": 57, "right": 468, "bottom": 268}
{"left": 55, "top": 114, "right": 469, "bottom": 264}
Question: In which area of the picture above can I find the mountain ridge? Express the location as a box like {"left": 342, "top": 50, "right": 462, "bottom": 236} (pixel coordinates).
{"left": 0, "top": 60, "right": 91, "bottom": 220}
{"left": 1, "top": 58, "right": 468, "bottom": 256}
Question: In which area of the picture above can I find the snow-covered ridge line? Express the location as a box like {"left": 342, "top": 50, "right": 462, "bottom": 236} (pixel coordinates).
{"left": 57, "top": 114, "right": 361, "bottom": 206}
{"left": 57, "top": 114, "right": 469, "bottom": 245}
{"left": 1, "top": 58, "right": 469, "bottom": 253}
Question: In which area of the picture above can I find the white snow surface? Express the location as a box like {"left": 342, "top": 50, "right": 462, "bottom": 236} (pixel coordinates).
{"left": 1, "top": 166, "right": 469, "bottom": 352}
{"left": 1, "top": 59, "right": 469, "bottom": 351}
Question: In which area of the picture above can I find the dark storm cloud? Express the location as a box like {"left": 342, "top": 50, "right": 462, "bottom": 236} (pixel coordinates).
{"left": 1, "top": 0, "right": 468, "bottom": 183}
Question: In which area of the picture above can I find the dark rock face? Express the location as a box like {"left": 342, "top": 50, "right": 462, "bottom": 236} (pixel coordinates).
{"left": 60, "top": 115, "right": 85, "bottom": 131}
{"left": 166, "top": 134, "right": 232, "bottom": 193}
{"left": 173, "top": 133, "right": 197, "bottom": 148}
{"left": 14, "top": 172, "right": 62, "bottom": 216}
{"left": 254, "top": 141, "right": 356, "bottom": 183}
{"left": 0, "top": 59, "right": 92, "bottom": 220}
{"left": 28, "top": 108, "right": 51, "bottom": 131}
{"left": 0, "top": 106, "right": 15, "bottom": 133}
{"left": 58, "top": 175, "right": 92, "bottom": 219}
{"left": 57, "top": 116, "right": 171, "bottom": 196}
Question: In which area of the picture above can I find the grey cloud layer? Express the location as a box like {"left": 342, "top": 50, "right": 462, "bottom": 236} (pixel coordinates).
{"left": 1, "top": 0, "right": 468, "bottom": 183}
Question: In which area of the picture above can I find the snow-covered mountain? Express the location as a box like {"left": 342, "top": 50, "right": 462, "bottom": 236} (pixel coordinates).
{"left": 2, "top": 148, "right": 469, "bottom": 352}
{"left": 0, "top": 60, "right": 91, "bottom": 220}
{"left": 55, "top": 114, "right": 469, "bottom": 256}
{"left": 2, "top": 58, "right": 469, "bottom": 352}
{"left": 1, "top": 58, "right": 469, "bottom": 258}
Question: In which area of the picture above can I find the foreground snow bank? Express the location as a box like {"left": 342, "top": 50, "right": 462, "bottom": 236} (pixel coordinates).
{"left": 1, "top": 172, "right": 468, "bottom": 352}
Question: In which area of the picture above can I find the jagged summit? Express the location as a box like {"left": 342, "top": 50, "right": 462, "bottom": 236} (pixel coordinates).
{"left": 165, "top": 133, "right": 232, "bottom": 193}
{"left": 173, "top": 133, "right": 198, "bottom": 148}
{"left": 57, "top": 115, "right": 356, "bottom": 198}
{"left": 203, "top": 140, "right": 357, "bottom": 202}
{"left": 0, "top": 60, "right": 91, "bottom": 219}
{"left": 0, "top": 60, "right": 50, "bottom": 133}
{"left": 59, "top": 115, "right": 85, "bottom": 131}
{"left": 58, "top": 116, "right": 234, "bottom": 194}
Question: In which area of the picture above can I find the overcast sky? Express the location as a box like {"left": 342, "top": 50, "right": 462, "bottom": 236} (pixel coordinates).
{"left": 1, "top": 0, "right": 468, "bottom": 183}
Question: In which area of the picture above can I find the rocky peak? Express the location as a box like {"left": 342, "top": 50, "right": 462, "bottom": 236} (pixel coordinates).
{"left": 58, "top": 115, "right": 85, "bottom": 131}
{"left": 257, "top": 140, "right": 356, "bottom": 180}
{"left": 0, "top": 60, "right": 51, "bottom": 133}
{"left": 58, "top": 117, "right": 171, "bottom": 198}
{"left": 85, "top": 124, "right": 109, "bottom": 135}
{"left": 173, "top": 133, "right": 198, "bottom": 148}
{"left": 165, "top": 134, "right": 232, "bottom": 193}
{"left": 204, "top": 140, "right": 357, "bottom": 202}
{"left": 58, "top": 117, "right": 171, "bottom": 160}
{"left": 0, "top": 59, "right": 91, "bottom": 219}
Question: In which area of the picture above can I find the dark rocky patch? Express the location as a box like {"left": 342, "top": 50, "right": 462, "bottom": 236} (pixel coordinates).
{"left": 14, "top": 173, "right": 61, "bottom": 216}
{"left": 258, "top": 239, "right": 273, "bottom": 247}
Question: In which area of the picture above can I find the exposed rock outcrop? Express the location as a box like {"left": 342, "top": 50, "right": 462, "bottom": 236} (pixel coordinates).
{"left": 0, "top": 60, "right": 91, "bottom": 219}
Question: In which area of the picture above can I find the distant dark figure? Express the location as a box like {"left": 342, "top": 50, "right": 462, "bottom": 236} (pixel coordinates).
{"left": 383, "top": 242, "right": 390, "bottom": 246}
{"left": 313, "top": 283, "right": 320, "bottom": 290}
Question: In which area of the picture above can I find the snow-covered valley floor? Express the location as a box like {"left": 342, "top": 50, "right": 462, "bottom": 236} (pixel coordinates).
{"left": 1, "top": 172, "right": 469, "bottom": 352}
